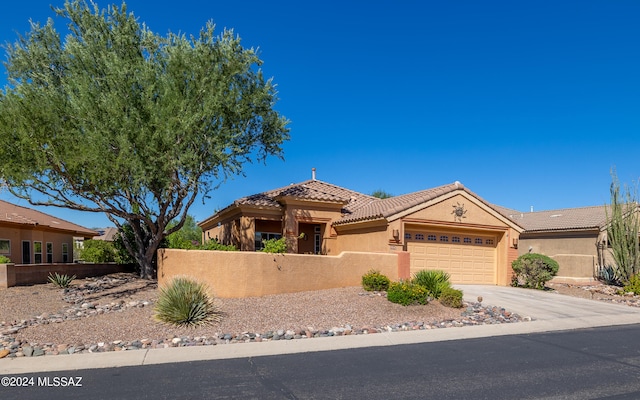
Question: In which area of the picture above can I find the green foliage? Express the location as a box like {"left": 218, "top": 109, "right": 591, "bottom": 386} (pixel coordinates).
{"left": 597, "top": 265, "right": 621, "bottom": 286}
{"left": 154, "top": 276, "right": 221, "bottom": 327}
{"left": 623, "top": 275, "right": 640, "bottom": 295}
{"left": 412, "top": 269, "right": 451, "bottom": 299}
{"left": 0, "top": 0, "right": 289, "bottom": 279}
{"left": 511, "top": 253, "right": 559, "bottom": 290}
{"left": 361, "top": 269, "right": 391, "bottom": 292}
{"left": 113, "top": 225, "right": 138, "bottom": 266}
{"left": 198, "top": 239, "right": 237, "bottom": 251}
{"left": 606, "top": 171, "right": 640, "bottom": 282}
{"left": 0, "top": 255, "right": 11, "bottom": 263}
{"left": 166, "top": 215, "right": 202, "bottom": 249}
{"left": 48, "top": 272, "right": 76, "bottom": 288}
{"left": 78, "top": 239, "right": 117, "bottom": 263}
{"left": 439, "top": 287, "right": 464, "bottom": 308}
{"left": 261, "top": 237, "right": 287, "bottom": 253}
{"left": 387, "top": 281, "right": 429, "bottom": 306}
{"left": 371, "top": 189, "right": 393, "bottom": 199}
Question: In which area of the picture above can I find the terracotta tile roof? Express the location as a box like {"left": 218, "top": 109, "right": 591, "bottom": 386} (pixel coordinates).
{"left": 0, "top": 200, "right": 97, "bottom": 236}
{"left": 335, "top": 182, "right": 465, "bottom": 225}
{"left": 499, "top": 205, "right": 609, "bottom": 232}
{"left": 213, "top": 179, "right": 376, "bottom": 216}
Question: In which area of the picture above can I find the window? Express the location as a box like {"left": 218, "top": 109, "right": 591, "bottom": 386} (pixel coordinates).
{"left": 452, "top": 236, "right": 460, "bottom": 243}
{"left": 404, "top": 233, "right": 411, "bottom": 239}
{"left": 415, "top": 234, "right": 425, "bottom": 240}
{"left": 34, "top": 241, "right": 42, "bottom": 264}
{"left": 427, "top": 234, "right": 436, "bottom": 241}
{"left": 0, "top": 239, "right": 10, "bottom": 255}
{"left": 463, "top": 237, "right": 472, "bottom": 244}
{"left": 439, "top": 235, "right": 449, "bottom": 242}
{"left": 46, "top": 243, "right": 53, "bottom": 263}
{"left": 62, "top": 243, "right": 69, "bottom": 263}
{"left": 475, "top": 238, "right": 483, "bottom": 245}
{"left": 254, "top": 232, "right": 282, "bottom": 251}
{"left": 486, "top": 239, "right": 494, "bottom": 245}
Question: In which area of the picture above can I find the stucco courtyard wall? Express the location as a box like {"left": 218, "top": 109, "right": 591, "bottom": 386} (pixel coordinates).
{"left": 157, "top": 249, "right": 408, "bottom": 298}
{"left": 0, "top": 263, "right": 133, "bottom": 288}
{"left": 519, "top": 234, "right": 599, "bottom": 283}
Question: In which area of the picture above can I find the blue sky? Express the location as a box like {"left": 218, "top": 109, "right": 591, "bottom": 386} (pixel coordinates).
{"left": 1, "top": 1, "right": 639, "bottom": 229}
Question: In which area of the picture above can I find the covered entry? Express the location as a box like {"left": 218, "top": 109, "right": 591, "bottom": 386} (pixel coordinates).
{"left": 406, "top": 230, "right": 497, "bottom": 284}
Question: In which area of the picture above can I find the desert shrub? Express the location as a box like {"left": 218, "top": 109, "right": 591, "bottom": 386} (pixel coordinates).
{"left": 48, "top": 272, "right": 76, "bottom": 288}
{"left": 78, "top": 239, "right": 117, "bottom": 263}
{"left": 412, "top": 269, "right": 451, "bottom": 299}
{"left": 0, "top": 255, "right": 11, "bottom": 263}
{"left": 597, "top": 265, "right": 622, "bottom": 286}
{"left": 623, "top": 275, "right": 640, "bottom": 295}
{"left": 361, "top": 269, "right": 391, "bottom": 291}
{"left": 198, "top": 239, "right": 237, "bottom": 251}
{"left": 154, "top": 276, "right": 221, "bottom": 327}
{"left": 511, "top": 253, "right": 559, "bottom": 290}
{"left": 261, "top": 237, "right": 287, "bottom": 253}
{"left": 439, "top": 287, "right": 464, "bottom": 308}
{"left": 387, "top": 281, "right": 429, "bottom": 306}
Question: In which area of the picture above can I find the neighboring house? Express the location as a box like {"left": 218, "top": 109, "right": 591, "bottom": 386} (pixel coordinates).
{"left": 199, "top": 178, "right": 524, "bottom": 285}
{"left": 0, "top": 200, "right": 97, "bottom": 264}
{"left": 93, "top": 227, "right": 119, "bottom": 242}
{"left": 500, "top": 205, "right": 633, "bottom": 283}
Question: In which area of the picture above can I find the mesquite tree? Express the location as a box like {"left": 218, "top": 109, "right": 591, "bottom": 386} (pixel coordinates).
{"left": 0, "top": 1, "right": 289, "bottom": 278}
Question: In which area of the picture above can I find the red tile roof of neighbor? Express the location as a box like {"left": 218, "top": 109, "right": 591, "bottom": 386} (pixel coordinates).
{"left": 0, "top": 199, "right": 97, "bottom": 236}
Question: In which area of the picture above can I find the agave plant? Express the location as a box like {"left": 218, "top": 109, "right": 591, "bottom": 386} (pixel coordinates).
{"left": 154, "top": 276, "right": 221, "bottom": 327}
{"left": 47, "top": 272, "right": 76, "bottom": 288}
{"left": 597, "top": 265, "right": 621, "bottom": 286}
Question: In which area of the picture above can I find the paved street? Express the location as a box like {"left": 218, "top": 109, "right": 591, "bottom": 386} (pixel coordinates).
{"left": 3, "top": 323, "right": 640, "bottom": 399}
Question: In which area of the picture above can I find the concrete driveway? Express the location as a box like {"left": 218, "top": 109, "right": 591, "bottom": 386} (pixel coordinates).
{"left": 458, "top": 284, "right": 640, "bottom": 330}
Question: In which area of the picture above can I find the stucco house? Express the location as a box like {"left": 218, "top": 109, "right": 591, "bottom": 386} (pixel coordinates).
{"left": 0, "top": 199, "right": 97, "bottom": 264}
{"left": 500, "top": 205, "right": 627, "bottom": 283}
{"left": 199, "top": 178, "right": 524, "bottom": 286}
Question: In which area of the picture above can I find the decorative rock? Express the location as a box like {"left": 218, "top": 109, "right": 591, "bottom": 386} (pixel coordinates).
{"left": 22, "top": 346, "right": 33, "bottom": 357}
{"left": 0, "top": 349, "right": 10, "bottom": 359}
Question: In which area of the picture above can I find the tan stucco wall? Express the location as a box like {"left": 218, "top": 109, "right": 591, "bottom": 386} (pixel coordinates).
{"left": 157, "top": 249, "right": 401, "bottom": 298}
{"left": 519, "top": 232, "right": 599, "bottom": 282}
{"left": 334, "top": 225, "right": 390, "bottom": 253}
{"left": 0, "top": 263, "right": 132, "bottom": 288}
{"left": 407, "top": 194, "right": 509, "bottom": 227}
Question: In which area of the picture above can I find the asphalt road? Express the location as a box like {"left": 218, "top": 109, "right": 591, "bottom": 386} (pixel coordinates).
{"left": 3, "top": 324, "right": 640, "bottom": 399}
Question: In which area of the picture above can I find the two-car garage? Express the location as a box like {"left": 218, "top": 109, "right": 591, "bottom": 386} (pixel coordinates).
{"left": 406, "top": 229, "right": 498, "bottom": 284}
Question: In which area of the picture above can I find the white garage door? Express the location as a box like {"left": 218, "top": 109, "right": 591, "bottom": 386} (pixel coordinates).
{"left": 406, "top": 232, "right": 496, "bottom": 284}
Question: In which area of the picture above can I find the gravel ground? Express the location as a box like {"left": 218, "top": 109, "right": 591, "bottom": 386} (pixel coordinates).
{"left": 1, "top": 273, "right": 467, "bottom": 348}
{"left": 3, "top": 274, "right": 638, "bottom": 360}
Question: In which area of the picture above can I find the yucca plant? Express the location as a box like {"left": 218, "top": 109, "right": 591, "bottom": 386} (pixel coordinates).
{"left": 48, "top": 272, "right": 76, "bottom": 288}
{"left": 412, "top": 269, "right": 451, "bottom": 299}
{"left": 154, "top": 276, "right": 221, "bottom": 327}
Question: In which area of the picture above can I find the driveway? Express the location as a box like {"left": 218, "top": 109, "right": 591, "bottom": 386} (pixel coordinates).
{"left": 458, "top": 284, "right": 640, "bottom": 330}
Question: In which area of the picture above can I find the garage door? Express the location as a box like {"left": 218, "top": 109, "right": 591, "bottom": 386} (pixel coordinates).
{"left": 406, "top": 232, "right": 496, "bottom": 284}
